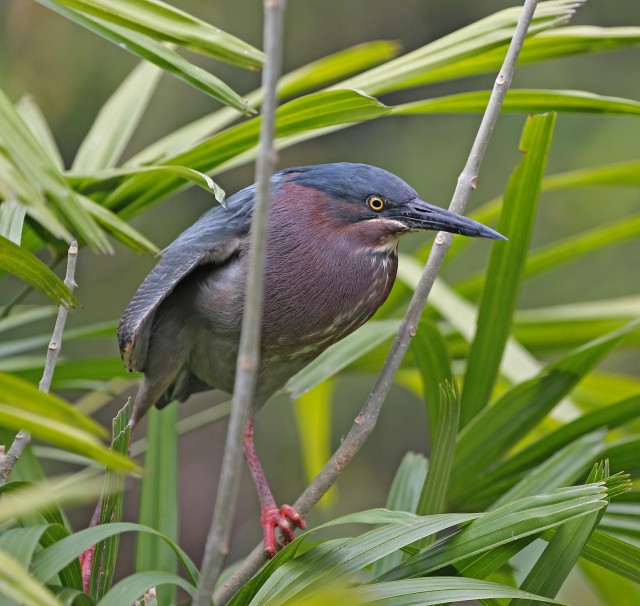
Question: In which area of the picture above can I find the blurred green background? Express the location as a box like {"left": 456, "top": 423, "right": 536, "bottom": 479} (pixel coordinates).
{"left": 1, "top": 1, "right": 639, "bottom": 602}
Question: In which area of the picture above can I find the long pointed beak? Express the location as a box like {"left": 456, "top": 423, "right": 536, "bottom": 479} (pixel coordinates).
{"left": 395, "top": 199, "right": 506, "bottom": 240}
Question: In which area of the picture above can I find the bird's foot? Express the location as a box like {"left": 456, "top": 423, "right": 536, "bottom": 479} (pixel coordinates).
{"left": 261, "top": 504, "right": 306, "bottom": 557}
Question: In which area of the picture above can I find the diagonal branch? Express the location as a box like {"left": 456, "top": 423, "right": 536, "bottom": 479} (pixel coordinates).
{"left": 192, "top": 1, "right": 287, "bottom": 603}
{"left": 213, "top": 0, "right": 540, "bottom": 602}
{"left": 0, "top": 240, "right": 79, "bottom": 486}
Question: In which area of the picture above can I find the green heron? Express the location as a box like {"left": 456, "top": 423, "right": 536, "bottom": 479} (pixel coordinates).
{"left": 118, "top": 162, "right": 504, "bottom": 555}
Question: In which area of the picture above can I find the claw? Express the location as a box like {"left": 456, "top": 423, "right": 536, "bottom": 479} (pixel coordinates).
{"left": 261, "top": 504, "right": 306, "bottom": 557}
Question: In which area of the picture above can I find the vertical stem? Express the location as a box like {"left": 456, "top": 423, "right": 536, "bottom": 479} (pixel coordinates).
{"left": 192, "top": 1, "right": 287, "bottom": 603}
{"left": 213, "top": 1, "right": 538, "bottom": 602}
{"left": 0, "top": 240, "right": 78, "bottom": 486}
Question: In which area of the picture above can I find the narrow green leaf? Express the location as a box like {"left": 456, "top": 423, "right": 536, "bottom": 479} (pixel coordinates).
{"left": 129, "top": 39, "right": 400, "bottom": 166}
{"left": 349, "top": 577, "right": 561, "bottom": 605}
{"left": 460, "top": 112, "right": 556, "bottom": 426}
{"left": 381, "top": 484, "right": 609, "bottom": 581}
{"left": 98, "top": 571, "right": 195, "bottom": 606}
{"left": 78, "top": 196, "right": 158, "bottom": 254}
{"left": 0, "top": 523, "right": 81, "bottom": 591}
{"left": 0, "top": 476, "right": 104, "bottom": 525}
{"left": 371, "top": 453, "right": 428, "bottom": 578}
{"left": 0, "top": 404, "right": 137, "bottom": 473}
{"left": 32, "top": 522, "right": 199, "bottom": 587}
{"left": 16, "top": 96, "right": 65, "bottom": 170}
{"left": 481, "top": 395, "right": 640, "bottom": 484}
{"left": 135, "top": 403, "right": 178, "bottom": 606}
{"left": 577, "top": 529, "right": 640, "bottom": 584}
{"left": 0, "top": 153, "right": 70, "bottom": 242}
{"left": 0, "top": 371, "right": 105, "bottom": 436}
{"left": 49, "top": 0, "right": 263, "bottom": 68}
{"left": 0, "top": 199, "right": 27, "bottom": 245}
{"left": 0, "top": 321, "right": 117, "bottom": 359}
{"left": 0, "top": 237, "right": 79, "bottom": 307}
{"left": 103, "top": 89, "right": 390, "bottom": 217}
{"left": 459, "top": 214, "right": 640, "bottom": 299}
{"left": 411, "top": 320, "right": 453, "bottom": 443}
{"left": 511, "top": 466, "right": 613, "bottom": 606}
{"left": 490, "top": 432, "right": 605, "bottom": 510}
{"left": 294, "top": 379, "right": 337, "bottom": 508}
{"left": 73, "top": 61, "right": 163, "bottom": 171}
{"left": 408, "top": 26, "right": 640, "bottom": 87}
{"left": 250, "top": 513, "right": 479, "bottom": 606}
{"left": 70, "top": 165, "right": 225, "bottom": 205}
{"left": 415, "top": 382, "right": 460, "bottom": 540}
{"left": 0, "top": 88, "right": 110, "bottom": 253}
{"left": 340, "top": 1, "right": 581, "bottom": 95}
{"left": 89, "top": 401, "right": 132, "bottom": 601}
{"left": 450, "top": 320, "right": 638, "bottom": 501}
{"left": 36, "top": 0, "right": 254, "bottom": 114}
{"left": 395, "top": 89, "right": 640, "bottom": 116}
{"left": 285, "top": 319, "right": 399, "bottom": 399}
{"left": 0, "top": 548, "right": 61, "bottom": 606}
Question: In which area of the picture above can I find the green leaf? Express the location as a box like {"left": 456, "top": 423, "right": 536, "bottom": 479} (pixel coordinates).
{"left": 0, "top": 476, "right": 104, "bottom": 525}
{"left": 0, "top": 404, "right": 137, "bottom": 472}
{"left": 103, "top": 89, "right": 390, "bottom": 217}
{"left": 135, "top": 404, "right": 178, "bottom": 606}
{"left": 480, "top": 395, "right": 640, "bottom": 485}
{"left": 371, "top": 453, "right": 428, "bottom": 578}
{"left": 0, "top": 548, "right": 61, "bottom": 606}
{"left": 246, "top": 513, "right": 479, "bottom": 606}
{"left": 460, "top": 112, "right": 556, "bottom": 426}
{"left": 73, "top": 61, "right": 163, "bottom": 171}
{"left": 294, "top": 379, "right": 337, "bottom": 508}
{"left": 450, "top": 320, "right": 638, "bottom": 502}
{"left": 578, "top": 529, "right": 640, "bottom": 584}
{"left": 45, "top": 0, "right": 263, "bottom": 69}
{"left": 129, "top": 39, "right": 400, "bottom": 165}
{"left": 381, "top": 484, "right": 609, "bottom": 581}
{"left": 70, "top": 165, "right": 225, "bottom": 205}
{"left": 36, "top": 0, "right": 254, "bottom": 114}
{"left": 16, "top": 96, "right": 65, "bottom": 170}
{"left": 459, "top": 214, "right": 640, "bottom": 299}
{"left": 0, "top": 371, "right": 105, "bottom": 436}
{"left": 0, "top": 321, "right": 117, "bottom": 359}
{"left": 0, "top": 199, "right": 27, "bottom": 245}
{"left": 415, "top": 382, "right": 460, "bottom": 533}
{"left": 395, "top": 89, "right": 640, "bottom": 115}
{"left": 0, "top": 237, "right": 79, "bottom": 307}
{"left": 0, "top": 86, "right": 110, "bottom": 253}
{"left": 349, "top": 577, "right": 561, "bottom": 605}
{"left": 285, "top": 320, "right": 399, "bottom": 399}
{"left": 98, "top": 571, "right": 195, "bottom": 606}
{"left": 31, "top": 522, "right": 199, "bottom": 587}
{"left": 410, "top": 26, "right": 640, "bottom": 87}
{"left": 511, "top": 465, "right": 614, "bottom": 606}
{"left": 0, "top": 524, "right": 81, "bottom": 591}
{"left": 411, "top": 320, "right": 452, "bottom": 443}
{"left": 89, "top": 402, "right": 132, "bottom": 601}
{"left": 489, "top": 432, "right": 605, "bottom": 511}
{"left": 78, "top": 196, "right": 159, "bottom": 254}
{"left": 340, "top": 1, "right": 581, "bottom": 95}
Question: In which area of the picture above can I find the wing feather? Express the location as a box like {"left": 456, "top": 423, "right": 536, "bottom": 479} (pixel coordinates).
{"left": 117, "top": 185, "right": 254, "bottom": 371}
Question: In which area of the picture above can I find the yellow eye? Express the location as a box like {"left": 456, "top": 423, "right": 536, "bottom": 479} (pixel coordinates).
{"left": 367, "top": 195, "right": 385, "bottom": 212}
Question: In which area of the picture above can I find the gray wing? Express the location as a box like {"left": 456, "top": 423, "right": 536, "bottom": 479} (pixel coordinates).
{"left": 118, "top": 186, "right": 254, "bottom": 372}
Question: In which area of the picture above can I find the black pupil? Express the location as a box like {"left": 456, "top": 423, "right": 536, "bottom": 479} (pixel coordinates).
{"left": 371, "top": 197, "right": 382, "bottom": 209}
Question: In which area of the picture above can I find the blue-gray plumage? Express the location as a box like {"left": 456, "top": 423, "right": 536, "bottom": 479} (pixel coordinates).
{"left": 118, "top": 162, "right": 505, "bottom": 554}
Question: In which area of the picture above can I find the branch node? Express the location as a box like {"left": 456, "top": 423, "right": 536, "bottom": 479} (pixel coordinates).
{"left": 435, "top": 232, "right": 446, "bottom": 246}
{"left": 408, "top": 325, "right": 417, "bottom": 337}
{"left": 496, "top": 73, "right": 506, "bottom": 85}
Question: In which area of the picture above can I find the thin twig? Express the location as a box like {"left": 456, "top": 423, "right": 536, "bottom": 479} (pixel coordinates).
{"left": 192, "top": 1, "right": 287, "bottom": 604}
{"left": 213, "top": 1, "right": 538, "bottom": 602}
{"left": 0, "top": 240, "right": 78, "bottom": 486}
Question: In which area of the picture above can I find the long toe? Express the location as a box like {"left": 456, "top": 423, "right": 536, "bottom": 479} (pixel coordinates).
{"left": 260, "top": 504, "right": 306, "bottom": 556}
